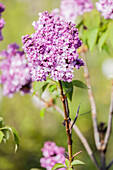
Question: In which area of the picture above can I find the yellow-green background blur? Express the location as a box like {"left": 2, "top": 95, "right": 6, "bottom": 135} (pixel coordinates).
{"left": 0, "top": 0, "right": 113, "bottom": 170}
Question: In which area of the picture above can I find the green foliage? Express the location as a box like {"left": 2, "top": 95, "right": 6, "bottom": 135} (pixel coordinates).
{"left": 65, "top": 159, "right": 69, "bottom": 168}
{"left": 71, "top": 160, "right": 85, "bottom": 166}
{"left": 0, "top": 131, "right": 4, "bottom": 143}
{"left": 98, "top": 30, "right": 108, "bottom": 51}
{"left": 52, "top": 163, "right": 66, "bottom": 170}
{"left": 11, "top": 127, "right": 20, "bottom": 152}
{"left": 83, "top": 10, "right": 100, "bottom": 29}
{"left": 83, "top": 10, "right": 100, "bottom": 51}
{"left": 0, "top": 117, "right": 20, "bottom": 152}
{"left": 88, "top": 28, "right": 99, "bottom": 51}
{"left": 108, "top": 21, "right": 113, "bottom": 47}
{"left": 72, "top": 80, "right": 88, "bottom": 89}
{"left": 49, "top": 84, "right": 57, "bottom": 93}
{"left": 40, "top": 108, "right": 46, "bottom": 119}
{"left": 61, "top": 81, "right": 73, "bottom": 101}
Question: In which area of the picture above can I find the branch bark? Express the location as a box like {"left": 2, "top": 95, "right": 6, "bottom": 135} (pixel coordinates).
{"left": 102, "top": 80, "right": 113, "bottom": 151}
{"left": 59, "top": 80, "right": 73, "bottom": 167}
{"left": 80, "top": 50, "right": 100, "bottom": 150}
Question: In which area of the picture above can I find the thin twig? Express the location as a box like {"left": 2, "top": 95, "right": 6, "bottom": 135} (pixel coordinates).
{"left": 70, "top": 104, "right": 80, "bottom": 129}
{"left": 107, "top": 159, "right": 113, "bottom": 170}
{"left": 80, "top": 49, "right": 101, "bottom": 150}
{"left": 72, "top": 151, "right": 82, "bottom": 159}
{"left": 31, "top": 89, "right": 100, "bottom": 169}
{"left": 102, "top": 80, "right": 113, "bottom": 151}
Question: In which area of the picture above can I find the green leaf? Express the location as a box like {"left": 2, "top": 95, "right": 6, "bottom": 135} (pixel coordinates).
{"left": 40, "top": 108, "right": 46, "bottom": 119}
{"left": 108, "top": 21, "right": 113, "bottom": 47}
{"left": 0, "top": 131, "right": 4, "bottom": 143}
{"left": 75, "top": 15, "right": 83, "bottom": 28}
{"left": 0, "top": 117, "right": 5, "bottom": 128}
{"left": 72, "top": 80, "right": 88, "bottom": 89}
{"left": 83, "top": 9, "right": 100, "bottom": 29}
{"left": 61, "top": 81, "right": 73, "bottom": 101}
{"left": 38, "top": 82, "right": 49, "bottom": 99}
{"left": 102, "top": 43, "right": 110, "bottom": 54}
{"left": 49, "top": 84, "right": 57, "bottom": 93}
{"left": 71, "top": 160, "right": 85, "bottom": 166}
{"left": 2, "top": 129, "right": 10, "bottom": 141}
{"left": 33, "top": 81, "right": 45, "bottom": 92}
{"left": 1, "top": 126, "right": 20, "bottom": 152}
{"left": 98, "top": 30, "right": 108, "bottom": 51}
{"left": 87, "top": 28, "right": 99, "bottom": 51}
{"left": 68, "top": 168, "right": 73, "bottom": 170}
{"left": 82, "top": 29, "right": 88, "bottom": 44}
{"left": 11, "top": 127, "right": 20, "bottom": 152}
{"left": 65, "top": 159, "right": 69, "bottom": 168}
{"left": 52, "top": 163, "right": 66, "bottom": 170}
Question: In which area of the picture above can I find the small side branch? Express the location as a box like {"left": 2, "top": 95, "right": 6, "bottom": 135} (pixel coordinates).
{"left": 31, "top": 89, "right": 100, "bottom": 169}
{"left": 102, "top": 80, "right": 113, "bottom": 151}
{"left": 107, "top": 159, "right": 113, "bottom": 170}
{"left": 80, "top": 49, "right": 100, "bottom": 150}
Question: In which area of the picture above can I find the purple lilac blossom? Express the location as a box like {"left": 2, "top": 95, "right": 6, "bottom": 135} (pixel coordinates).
{"left": 52, "top": 0, "right": 93, "bottom": 23}
{"left": 96, "top": 0, "right": 113, "bottom": 19}
{"left": 0, "top": 3, "right": 5, "bottom": 41}
{"left": 40, "top": 141, "right": 66, "bottom": 170}
{"left": 0, "top": 43, "right": 31, "bottom": 97}
{"left": 22, "top": 11, "right": 84, "bottom": 82}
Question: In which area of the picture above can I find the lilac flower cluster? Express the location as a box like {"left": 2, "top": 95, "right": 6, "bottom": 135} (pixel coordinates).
{"left": 0, "top": 43, "right": 31, "bottom": 97}
{"left": 22, "top": 11, "right": 84, "bottom": 82}
{"left": 96, "top": 0, "right": 113, "bottom": 19}
{"left": 0, "top": 3, "right": 5, "bottom": 41}
{"left": 52, "top": 0, "right": 93, "bottom": 23}
{"left": 40, "top": 141, "right": 66, "bottom": 170}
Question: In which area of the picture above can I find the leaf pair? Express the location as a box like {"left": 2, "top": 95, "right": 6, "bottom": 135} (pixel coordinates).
{"left": 52, "top": 159, "right": 85, "bottom": 170}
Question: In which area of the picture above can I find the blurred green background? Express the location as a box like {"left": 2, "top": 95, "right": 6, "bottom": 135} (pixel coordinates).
{"left": 0, "top": 0, "right": 113, "bottom": 170}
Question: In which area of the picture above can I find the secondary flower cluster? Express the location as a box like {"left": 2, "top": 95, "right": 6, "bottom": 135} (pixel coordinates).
{"left": 96, "top": 0, "right": 113, "bottom": 19}
{"left": 0, "top": 43, "right": 31, "bottom": 97}
{"left": 22, "top": 11, "right": 84, "bottom": 82}
{"left": 40, "top": 141, "right": 66, "bottom": 170}
{"left": 0, "top": 3, "right": 5, "bottom": 41}
{"left": 52, "top": 0, "right": 93, "bottom": 23}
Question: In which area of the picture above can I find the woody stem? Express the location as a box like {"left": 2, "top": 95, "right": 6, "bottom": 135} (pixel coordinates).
{"left": 59, "top": 80, "right": 73, "bottom": 167}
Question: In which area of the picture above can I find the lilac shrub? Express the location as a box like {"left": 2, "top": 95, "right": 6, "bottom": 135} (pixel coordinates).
{"left": 22, "top": 11, "right": 84, "bottom": 82}
{"left": 0, "top": 43, "right": 31, "bottom": 97}
{"left": 52, "top": 0, "right": 93, "bottom": 23}
{"left": 40, "top": 141, "right": 66, "bottom": 170}
{"left": 96, "top": 0, "right": 113, "bottom": 19}
{"left": 0, "top": 3, "right": 5, "bottom": 41}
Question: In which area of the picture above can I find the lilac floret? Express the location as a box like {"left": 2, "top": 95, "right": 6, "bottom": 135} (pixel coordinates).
{"left": 0, "top": 3, "right": 5, "bottom": 41}
{"left": 0, "top": 43, "right": 31, "bottom": 97}
{"left": 0, "top": 3, "right": 5, "bottom": 15}
{"left": 22, "top": 11, "right": 84, "bottom": 82}
{"left": 52, "top": 0, "right": 93, "bottom": 23}
{"left": 40, "top": 141, "right": 66, "bottom": 170}
{"left": 96, "top": 0, "right": 113, "bottom": 19}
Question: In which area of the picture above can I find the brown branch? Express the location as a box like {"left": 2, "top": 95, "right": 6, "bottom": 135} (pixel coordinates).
{"left": 102, "top": 80, "right": 113, "bottom": 151}
{"left": 31, "top": 89, "right": 100, "bottom": 169}
{"left": 100, "top": 151, "right": 106, "bottom": 170}
{"left": 80, "top": 49, "right": 101, "bottom": 150}
{"left": 59, "top": 80, "right": 73, "bottom": 167}
{"left": 72, "top": 151, "right": 82, "bottom": 159}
